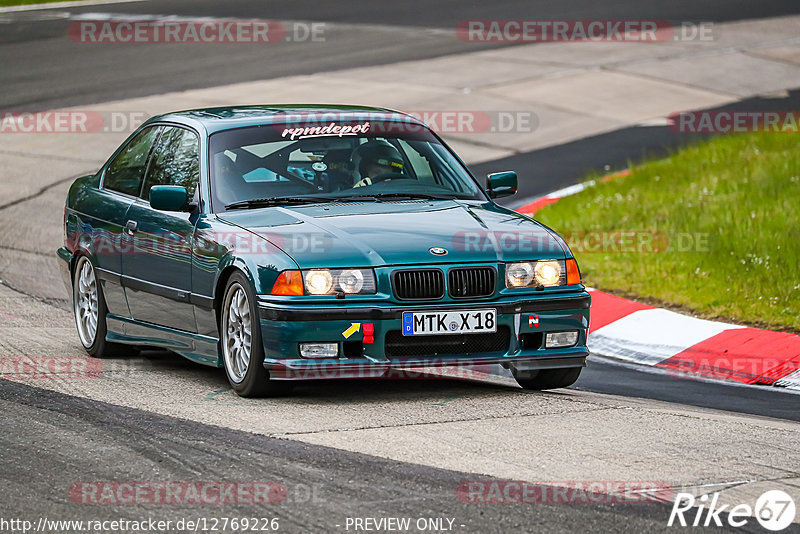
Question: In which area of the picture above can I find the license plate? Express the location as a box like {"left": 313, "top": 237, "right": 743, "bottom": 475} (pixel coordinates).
{"left": 402, "top": 309, "right": 497, "bottom": 336}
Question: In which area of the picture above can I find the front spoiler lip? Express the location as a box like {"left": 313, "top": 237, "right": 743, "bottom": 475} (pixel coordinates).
{"left": 264, "top": 351, "right": 588, "bottom": 380}
{"left": 258, "top": 294, "right": 590, "bottom": 321}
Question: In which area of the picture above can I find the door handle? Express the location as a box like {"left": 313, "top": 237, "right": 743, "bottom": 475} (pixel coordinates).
{"left": 124, "top": 220, "right": 138, "bottom": 235}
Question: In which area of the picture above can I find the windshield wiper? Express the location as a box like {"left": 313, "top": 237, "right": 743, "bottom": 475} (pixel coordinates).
{"left": 348, "top": 193, "right": 457, "bottom": 201}
{"left": 225, "top": 193, "right": 458, "bottom": 210}
{"left": 225, "top": 196, "right": 335, "bottom": 210}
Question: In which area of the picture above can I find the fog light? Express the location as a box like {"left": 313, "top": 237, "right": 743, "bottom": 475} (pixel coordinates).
{"left": 299, "top": 343, "right": 339, "bottom": 358}
{"left": 545, "top": 331, "right": 578, "bottom": 348}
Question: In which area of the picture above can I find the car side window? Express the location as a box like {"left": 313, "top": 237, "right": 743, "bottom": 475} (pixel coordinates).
{"left": 141, "top": 126, "right": 200, "bottom": 201}
{"left": 103, "top": 126, "right": 162, "bottom": 196}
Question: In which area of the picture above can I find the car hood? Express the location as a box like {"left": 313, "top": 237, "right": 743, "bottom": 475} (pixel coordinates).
{"left": 218, "top": 200, "right": 567, "bottom": 269}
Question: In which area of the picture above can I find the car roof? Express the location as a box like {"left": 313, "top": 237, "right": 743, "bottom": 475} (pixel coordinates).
{"left": 145, "top": 104, "right": 428, "bottom": 135}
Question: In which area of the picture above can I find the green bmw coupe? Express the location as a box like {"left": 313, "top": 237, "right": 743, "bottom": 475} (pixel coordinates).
{"left": 58, "top": 105, "right": 590, "bottom": 397}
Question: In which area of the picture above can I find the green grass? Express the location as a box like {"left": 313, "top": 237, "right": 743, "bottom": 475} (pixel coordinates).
{"left": 535, "top": 132, "right": 800, "bottom": 332}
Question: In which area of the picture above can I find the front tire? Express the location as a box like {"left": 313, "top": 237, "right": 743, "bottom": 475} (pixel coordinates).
{"left": 512, "top": 367, "right": 582, "bottom": 390}
{"left": 73, "top": 256, "right": 131, "bottom": 358}
{"left": 221, "top": 272, "right": 292, "bottom": 398}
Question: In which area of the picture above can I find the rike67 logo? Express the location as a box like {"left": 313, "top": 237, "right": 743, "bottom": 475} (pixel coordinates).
{"left": 668, "top": 490, "right": 796, "bottom": 531}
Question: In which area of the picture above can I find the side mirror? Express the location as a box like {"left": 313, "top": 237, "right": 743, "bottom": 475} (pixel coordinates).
{"left": 486, "top": 171, "right": 517, "bottom": 199}
{"left": 150, "top": 185, "right": 189, "bottom": 211}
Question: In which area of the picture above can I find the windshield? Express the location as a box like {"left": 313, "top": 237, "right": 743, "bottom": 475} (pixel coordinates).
{"left": 208, "top": 121, "right": 486, "bottom": 211}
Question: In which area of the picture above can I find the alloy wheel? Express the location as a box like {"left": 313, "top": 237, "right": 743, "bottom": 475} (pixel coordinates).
{"left": 74, "top": 258, "right": 99, "bottom": 348}
{"left": 222, "top": 283, "right": 252, "bottom": 383}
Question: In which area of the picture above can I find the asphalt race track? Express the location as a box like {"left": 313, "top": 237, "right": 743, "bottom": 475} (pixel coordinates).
{"left": 2, "top": 1, "right": 800, "bottom": 533}
{"left": 3, "top": 0, "right": 800, "bottom": 109}
{"left": 0, "top": 380, "right": 693, "bottom": 534}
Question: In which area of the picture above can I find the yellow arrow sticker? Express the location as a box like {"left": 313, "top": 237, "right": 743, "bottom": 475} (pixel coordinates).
{"left": 342, "top": 323, "right": 361, "bottom": 339}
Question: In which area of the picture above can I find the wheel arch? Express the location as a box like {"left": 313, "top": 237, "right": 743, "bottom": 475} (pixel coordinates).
{"left": 213, "top": 266, "right": 239, "bottom": 327}
{"left": 213, "top": 261, "right": 258, "bottom": 328}
{"left": 70, "top": 236, "right": 100, "bottom": 281}
{"left": 69, "top": 249, "right": 93, "bottom": 283}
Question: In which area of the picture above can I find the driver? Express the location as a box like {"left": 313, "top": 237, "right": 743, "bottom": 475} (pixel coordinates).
{"left": 352, "top": 140, "right": 405, "bottom": 188}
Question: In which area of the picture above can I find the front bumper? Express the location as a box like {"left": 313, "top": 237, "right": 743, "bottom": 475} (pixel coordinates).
{"left": 257, "top": 292, "right": 591, "bottom": 380}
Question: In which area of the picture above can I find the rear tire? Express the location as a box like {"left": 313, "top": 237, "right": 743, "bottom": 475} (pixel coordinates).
{"left": 220, "top": 271, "right": 293, "bottom": 398}
{"left": 512, "top": 366, "right": 582, "bottom": 390}
{"left": 73, "top": 256, "right": 136, "bottom": 358}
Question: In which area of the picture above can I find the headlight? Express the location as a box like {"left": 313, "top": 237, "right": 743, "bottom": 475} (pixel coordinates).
{"left": 338, "top": 269, "right": 365, "bottom": 293}
{"left": 304, "top": 270, "right": 334, "bottom": 295}
{"left": 506, "top": 262, "right": 534, "bottom": 288}
{"left": 505, "top": 260, "right": 566, "bottom": 288}
{"left": 534, "top": 260, "right": 562, "bottom": 286}
{"left": 274, "top": 268, "right": 376, "bottom": 295}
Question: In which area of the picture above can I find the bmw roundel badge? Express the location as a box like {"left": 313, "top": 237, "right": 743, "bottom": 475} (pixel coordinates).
{"left": 429, "top": 247, "right": 448, "bottom": 256}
